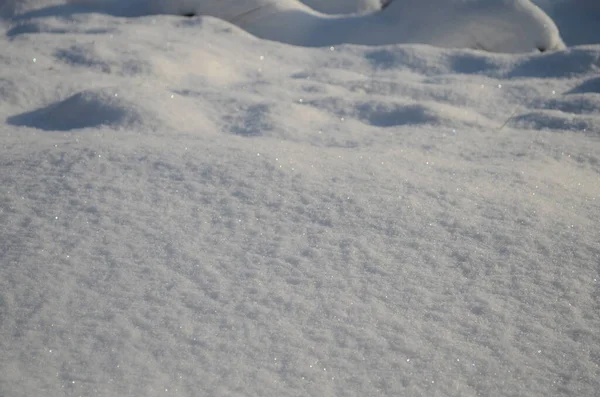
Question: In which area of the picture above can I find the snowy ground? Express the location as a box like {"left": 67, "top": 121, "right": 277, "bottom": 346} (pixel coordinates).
{"left": 1, "top": 1, "right": 599, "bottom": 396}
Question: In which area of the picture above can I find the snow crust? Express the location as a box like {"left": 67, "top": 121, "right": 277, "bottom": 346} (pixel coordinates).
{"left": 1, "top": 1, "right": 599, "bottom": 396}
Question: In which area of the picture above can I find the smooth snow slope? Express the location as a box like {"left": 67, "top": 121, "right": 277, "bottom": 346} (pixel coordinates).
{"left": 1, "top": 1, "right": 599, "bottom": 397}
{"left": 61, "top": 0, "right": 565, "bottom": 52}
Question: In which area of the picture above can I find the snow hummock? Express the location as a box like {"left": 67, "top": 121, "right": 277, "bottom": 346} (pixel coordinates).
{"left": 61, "top": 0, "right": 565, "bottom": 52}
{"left": 1, "top": 1, "right": 599, "bottom": 397}
{"left": 7, "top": 88, "right": 150, "bottom": 130}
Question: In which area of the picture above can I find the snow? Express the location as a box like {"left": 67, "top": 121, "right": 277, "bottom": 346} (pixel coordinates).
{"left": 59, "top": 0, "right": 565, "bottom": 51}
{"left": 0, "top": 1, "right": 599, "bottom": 396}
{"left": 299, "top": 0, "right": 382, "bottom": 14}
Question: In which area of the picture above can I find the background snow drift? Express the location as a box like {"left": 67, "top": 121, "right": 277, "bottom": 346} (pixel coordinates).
{"left": 1, "top": 1, "right": 599, "bottom": 396}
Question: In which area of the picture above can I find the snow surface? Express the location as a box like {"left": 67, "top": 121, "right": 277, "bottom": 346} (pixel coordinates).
{"left": 58, "top": 0, "right": 566, "bottom": 52}
{"left": 299, "top": 0, "right": 382, "bottom": 14}
{"left": 0, "top": 1, "right": 599, "bottom": 396}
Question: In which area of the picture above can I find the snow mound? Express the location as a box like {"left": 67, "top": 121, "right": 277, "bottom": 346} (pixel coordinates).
{"left": 7, "top": 89, "right": 148, "bottom": 130}
{"left": 62, "top": 0, "right": 564, "bottom": 52}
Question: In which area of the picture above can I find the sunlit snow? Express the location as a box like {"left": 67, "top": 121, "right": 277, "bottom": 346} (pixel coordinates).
{"left": 1, "top": 1, "right": 599, "bottom": 396}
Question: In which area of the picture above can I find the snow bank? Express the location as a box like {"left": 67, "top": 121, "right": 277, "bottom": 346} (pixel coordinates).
{"left": 1, "top": 1, "right": 599, "bottom": 397}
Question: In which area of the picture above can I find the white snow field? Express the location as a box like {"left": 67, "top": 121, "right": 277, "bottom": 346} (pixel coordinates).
{"left": 0, "top": 0, "right": 599, "bottom": 396}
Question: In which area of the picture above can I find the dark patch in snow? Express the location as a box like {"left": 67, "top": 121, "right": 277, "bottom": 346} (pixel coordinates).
{"left": 356, "top": 102, "right": 439, "bottom": 127}
{"left": 446, "top": 52, "right": 500, "bottom": 75}
{"left": 223, "top": 103, "right": 272, "bottom": 137}
{"left": 567, "top": 77, "right": 600, "bottom": 94}
{"left": 510, "top": 111, "right": 596, "bottom": 134}
{"left": 7, "top": 21, "right": 113, "bottom": 37}
{"left": 54, "top": 45, "right": 112, "bottom": 73}
{"left": 529, "top": 96, "right": 600, "bottom": 115}
{"left": 364, "top": 47, "right": 443, "bottom": 75}
{"left": 508, "top": 48, "right": 600, "bottom": 78}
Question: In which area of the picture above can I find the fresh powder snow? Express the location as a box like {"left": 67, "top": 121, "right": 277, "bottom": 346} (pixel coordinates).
{"left": 0, "top": 1, "right": 599, "bottom": 396}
